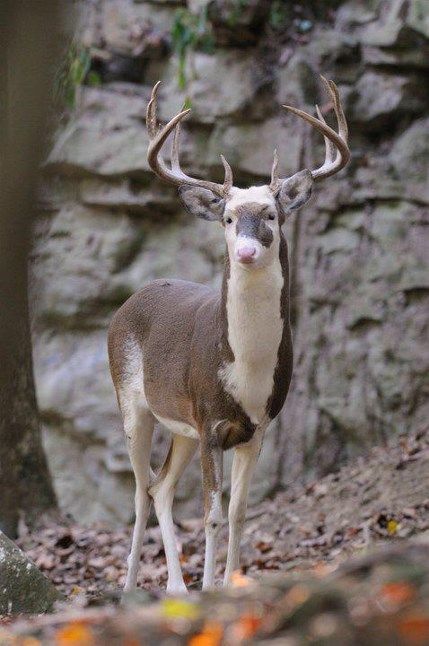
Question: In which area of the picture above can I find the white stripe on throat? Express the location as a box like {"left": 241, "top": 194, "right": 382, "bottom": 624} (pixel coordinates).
{"left": 219, "top": 247, "right": 284, "bottom": 425}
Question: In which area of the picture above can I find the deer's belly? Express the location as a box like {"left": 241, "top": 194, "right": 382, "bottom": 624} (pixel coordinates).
{"left": 152, "top": 413, "right": 200, "bottom": 440}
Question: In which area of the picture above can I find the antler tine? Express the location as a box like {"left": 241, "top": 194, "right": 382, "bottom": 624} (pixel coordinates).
{"left": 146, "top": 82, "right": 190, "bottom": 185}
{"left": 146, "top": 82, "right": 233, "bottom": 198}
{"left": 281, "top": 76, "right": 350, "bottom": 182}
{"left": 319, "top": 76, "right": 348, "bottom": 155}
{"left": 171, "top": 125, "right": 233, "bottom": 196}
{"left": 220, "top": 155, "right": 233, "bottom": 195}
{"left": 147, "top": 105, "right": 191, "bottom": 178}
{"left": 270, "top": 149, "right": 280, "bottom": 192}
{"left": 171, "top": 120, "right": 181, "bottom": 172}
{"left": 318, "top": 77, "right": 349, "bottom": 177}
{"left": 326, "top": 77, "right": 348, "bottom": 141}
{"left": 316, "top": 105, "right": 336, "bottom": 165}
{"left": 146, "top": 81, "right": 161, "bottom": 138}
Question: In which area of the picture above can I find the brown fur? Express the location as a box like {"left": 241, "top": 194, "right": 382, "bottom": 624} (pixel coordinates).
{"left": 108, "top": 227, "right": 292, "bottom": 449}
{"left": 267, "top": 233, "right": 293, "bottom": 418}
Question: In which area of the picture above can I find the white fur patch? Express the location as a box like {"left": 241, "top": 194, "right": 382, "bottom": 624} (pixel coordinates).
{"left": 119, "top": 336, "right": 199, "bottom": 440}
{"left": 118, "top": 336, "right": 148, "bottom": 422}
{"left": 227, "top": 185, "right": 275, "bottom": 210}
{"left": 219, "top": 243, "right": 284, "bottom": 425}
{"left": 152, "top": 414, "right": 199, "bottom": 440}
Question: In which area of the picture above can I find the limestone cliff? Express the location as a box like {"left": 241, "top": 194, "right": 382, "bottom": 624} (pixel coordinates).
{"left": 33, "top": 0, "right": 429, "bottom": 523}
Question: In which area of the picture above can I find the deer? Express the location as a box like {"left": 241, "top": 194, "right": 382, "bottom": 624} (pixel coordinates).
{"left": 108, "top": 76, "right": 349, "bottom": 594}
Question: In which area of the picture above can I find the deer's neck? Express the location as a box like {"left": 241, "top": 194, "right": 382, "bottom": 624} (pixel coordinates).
{"left": 219, "top": 236, "right": 288, "bottom": 425}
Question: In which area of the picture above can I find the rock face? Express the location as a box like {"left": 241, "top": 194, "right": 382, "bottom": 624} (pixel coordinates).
{"left": 33, "top": 0, "right": 429, "bottom": 523}
{"left": 0, "top": 531, "right": 62, "bottom": 614}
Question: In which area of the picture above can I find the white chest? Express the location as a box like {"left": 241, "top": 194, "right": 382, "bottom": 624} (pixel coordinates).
{"left": 219, "top": 261, "right": 284, "bottom": 425}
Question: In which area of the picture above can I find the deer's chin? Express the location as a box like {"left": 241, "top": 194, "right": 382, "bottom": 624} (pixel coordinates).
{"left": 237, "top": 256, "right": 256, "bottom": 265}
{"left": 233, "top": 255, "right": 264, "bottom": 270}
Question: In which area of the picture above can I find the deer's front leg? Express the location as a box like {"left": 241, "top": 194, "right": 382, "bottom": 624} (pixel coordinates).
{"left": 223, "top": 428, "right": 264, "bottom": 586}
{"left": 201, "top": 430, "right": 223, "bottom": 590}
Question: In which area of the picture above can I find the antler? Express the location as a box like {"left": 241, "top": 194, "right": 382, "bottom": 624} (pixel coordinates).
{"left": 146, "top": 82, "right": 233, "bottom": 198}
{"left": 271, "top": 76, "right": 350, "bottom": 191}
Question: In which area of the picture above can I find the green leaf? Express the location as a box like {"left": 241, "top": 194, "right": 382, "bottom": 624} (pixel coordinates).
{"left": 170, "top": 6, "right": 215, "bottom": 89}
{"left": 87, "top": 71, "right": 101, "bottom": 87}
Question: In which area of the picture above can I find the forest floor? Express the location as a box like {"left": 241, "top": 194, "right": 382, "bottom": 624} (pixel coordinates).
{"left": 16, "top": 428, "right": 429, "bottom": 596}
{"left": 3, "top": 429, "right": 429, "bottom": 644}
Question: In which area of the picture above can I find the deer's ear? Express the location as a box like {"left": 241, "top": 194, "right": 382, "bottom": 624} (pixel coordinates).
{"left": 277, "top": 169, "right": 313, "bottom": 215}
{"left": 178, "top": 186, "right": 225, "bottom": 221}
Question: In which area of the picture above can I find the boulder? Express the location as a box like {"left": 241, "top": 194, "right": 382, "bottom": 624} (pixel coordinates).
{"left": 0, "top": 531, "right": 61, "bottom": 614}
{"left": 99, "top": 0, "right": 177, "bottom": 56}
{"left": 290, "top": 30, "right": 360, "bottom": 84}
{"left": 79, "top": 178, "right": 177, "bottom": 217}
{"left": 335, "top": 0, "right": 378, "bottom": 31}
{"left": 208, "top": 115, "right": 302, "bottom": 181}
{"left": 362, "top": 0, "right": 429, "bottom": 47}
{"left": 389, "top": 117, "right": 429, "bottom": 183}
{"left": 158, "top": 50, "right": 275, "bottom": 124}
{"left": 277, "top": 55, "right": 318, "bottom": 107}
{"left": 47, "top": 86, "right": 151, "bottom": 178}
{"left": 350, "top": 71, "right": 428, "bottom": 128}
{"left": 33, "top": 204, "right": 143, "bottom": 328}
{"left": 362, "top": 43, "right": 429, "bottom": 69}
{"left": 205, "top": 0, "right": 271, "bottom": 46}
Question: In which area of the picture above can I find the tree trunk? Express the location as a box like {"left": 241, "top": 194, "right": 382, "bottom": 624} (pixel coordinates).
{"left": 0, "top": 1, "right": 60, "bottom": 536}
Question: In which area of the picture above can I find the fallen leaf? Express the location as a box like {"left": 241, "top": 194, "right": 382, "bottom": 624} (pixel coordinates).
{"left": 379, "top": 582, "right": 416, "bottom": 607}
{"left": 254, "top": 541, "right": 273, "bottom": 554}
{"left": 387, "top": 520, "right": 399, "bottom": 536}
{"left": 189, "top": 621, "right": 223, "bottom": 646}
{"left": 230, "top": 571, "right": 253, "bottom": 588}
{"left": 397, "top": 614, "right": 429, "bottom": 645}
{"left": 55, "top": 621, "right": 95, "bottom": 646}
{"left": 312, "top": 562, "right": 338, "bottom": 578}
{"left": 161, "top": 598, "right": 200, "bottom": 620}
{"left": 283, "top": 584, "right": 311, "bottom": 610}
{"left": 122, "top": 639, "right": 141, "bottom": 646}
{"left": 231, "top": 613, "right": 262, "bottom": 640}
{"left": 0, "top": 630, "right": 15, "bottom": 646}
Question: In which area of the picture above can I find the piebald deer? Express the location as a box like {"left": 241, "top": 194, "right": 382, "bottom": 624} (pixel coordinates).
{"left": 108, "top": 76, "right": 349, "bottom": 593}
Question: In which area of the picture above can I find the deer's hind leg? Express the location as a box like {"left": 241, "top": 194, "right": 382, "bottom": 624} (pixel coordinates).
{"left": 149, "top": 434, "right": 198, "bottom": 594}
{"left": 120, "top": 391, "right": 155, "bottom": 592}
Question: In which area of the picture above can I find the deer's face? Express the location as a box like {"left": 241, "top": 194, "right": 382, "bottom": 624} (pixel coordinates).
{"left": 223, "top": 186, "right": 280, "bottom": 269}
{"left": 179, "top": 171, "right": 313, "bottom": 270}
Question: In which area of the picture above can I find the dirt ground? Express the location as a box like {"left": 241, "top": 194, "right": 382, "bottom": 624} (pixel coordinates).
{"left": 1, "top": 430, "right": 428, "bottom": 644}
{"left": 16, "top": 429, "right": 429, "bottom": 597}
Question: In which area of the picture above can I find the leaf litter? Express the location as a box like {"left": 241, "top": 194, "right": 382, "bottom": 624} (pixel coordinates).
{"left": 2, "top": 429, "right": 428, "bottom": 644}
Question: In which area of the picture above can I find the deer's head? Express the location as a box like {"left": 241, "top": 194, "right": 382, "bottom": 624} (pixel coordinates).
{"left": 146, "top": 77, "right": 349, "bottom": 270}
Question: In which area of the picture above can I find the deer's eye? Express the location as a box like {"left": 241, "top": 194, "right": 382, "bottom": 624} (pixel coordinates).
{"left": 225, "top": 216, "right": 233, "bottom": 224}
{"left": 268, "top": 213, "right": 276, "bottom": 220}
